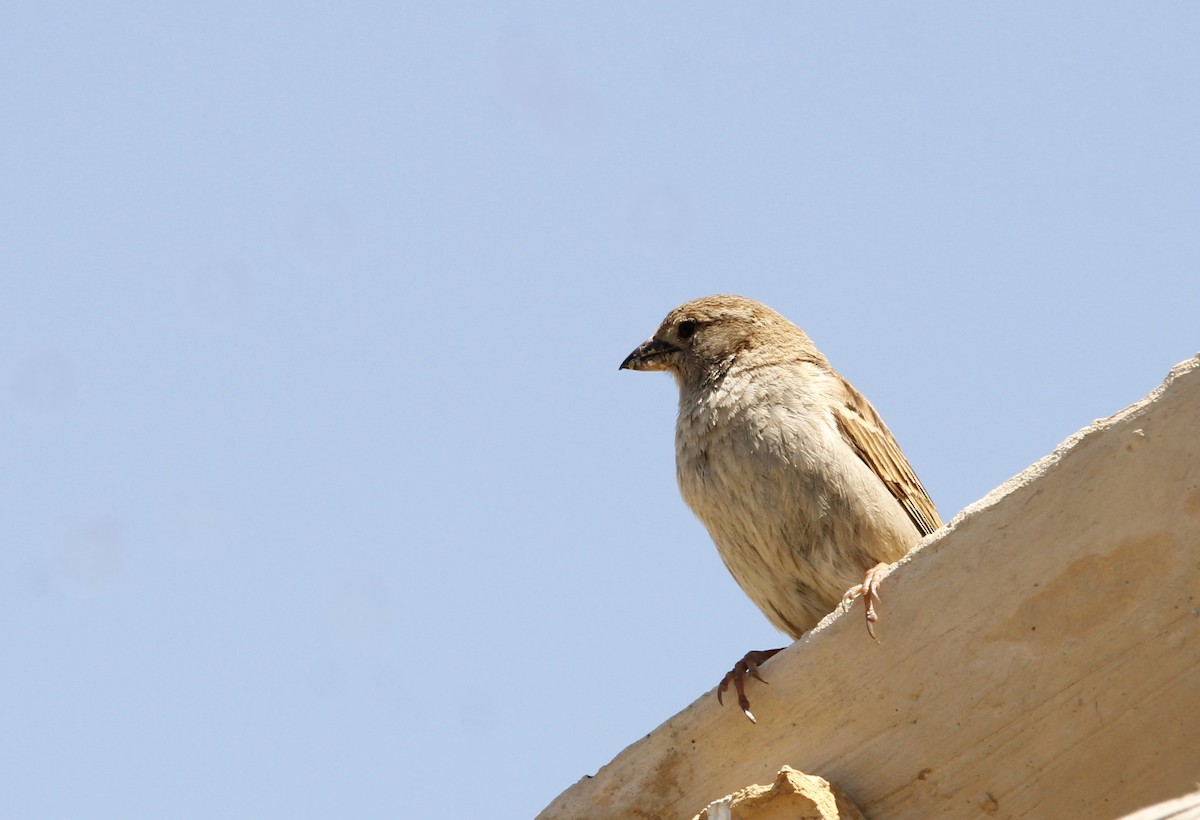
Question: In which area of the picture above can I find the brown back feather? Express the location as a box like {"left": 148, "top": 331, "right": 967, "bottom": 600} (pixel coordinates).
{"left": 834, "top": 383, "right": 942, "bottom": 537}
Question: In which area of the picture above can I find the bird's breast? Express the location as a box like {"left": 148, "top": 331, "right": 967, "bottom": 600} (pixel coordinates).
{"left": 672, "top": 374, "right": 915, "bottom": 637}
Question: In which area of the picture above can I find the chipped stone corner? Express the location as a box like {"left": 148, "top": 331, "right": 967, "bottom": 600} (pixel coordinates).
{"left": 692, "top": 765, "right": 866, "bottom": 820}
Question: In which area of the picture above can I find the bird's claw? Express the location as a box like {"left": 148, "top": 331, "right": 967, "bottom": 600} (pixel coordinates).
{"left": 716, "top": 648, "right": 782, "bottom": 723}
{"left": 843, "top": 562, "right": 891, "bottom": 640}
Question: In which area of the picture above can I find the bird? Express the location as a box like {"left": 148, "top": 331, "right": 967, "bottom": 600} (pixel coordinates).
{"left": 620, "top": 295, "right": 942, "bottom": 722}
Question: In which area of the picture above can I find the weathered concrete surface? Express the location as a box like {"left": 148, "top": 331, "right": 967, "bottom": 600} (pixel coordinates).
{"left": 539, "top": 356, "right": 1200, "bottom": 820}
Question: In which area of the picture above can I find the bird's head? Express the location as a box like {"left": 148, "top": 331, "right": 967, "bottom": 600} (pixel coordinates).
{"left": 619, "top": 295, "right": 826, "bottom": 387}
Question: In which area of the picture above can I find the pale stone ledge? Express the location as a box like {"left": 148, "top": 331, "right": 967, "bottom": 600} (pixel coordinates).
{"left": 1118, "top": 788, "right": 1200, "bottom": 820}
{"left": 539, "top": 355, "right": 1200, "bottom": 820}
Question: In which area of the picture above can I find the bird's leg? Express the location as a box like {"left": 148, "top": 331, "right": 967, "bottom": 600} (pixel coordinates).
{"left": 842, "top": 562, "right": 891, "bottom": 640}
{"left": 716, "top": 648, "right": 782, "bottom": 723}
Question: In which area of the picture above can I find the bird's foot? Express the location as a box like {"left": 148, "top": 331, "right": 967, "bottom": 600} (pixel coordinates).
{"left": 716, "top": 647, "right": 782, "bottom": 723}
{"left": 842, "top": 562, "right": 891, "bottom": 640}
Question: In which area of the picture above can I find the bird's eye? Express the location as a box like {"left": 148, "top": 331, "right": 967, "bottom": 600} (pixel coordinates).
{"left": 677, "top": 319, "right": 699, "bottom": 340}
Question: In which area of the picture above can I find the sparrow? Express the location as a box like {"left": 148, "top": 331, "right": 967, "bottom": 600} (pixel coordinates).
{"left": 620, "top": 295, "right": 942, "bottom": 721}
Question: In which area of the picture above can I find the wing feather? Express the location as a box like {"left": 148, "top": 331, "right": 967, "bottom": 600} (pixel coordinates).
{"left": 834, "top": 382, "right": 942, "bottom": 536}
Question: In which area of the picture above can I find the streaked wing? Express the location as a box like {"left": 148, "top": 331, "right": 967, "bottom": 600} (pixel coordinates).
{"left": 834, "top": 381, "right": 942, "bottom": 537}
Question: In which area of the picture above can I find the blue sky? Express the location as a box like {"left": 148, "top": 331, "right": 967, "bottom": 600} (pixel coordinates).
{"left": 3, "top": 3, "right": 1198, "bottom": 818}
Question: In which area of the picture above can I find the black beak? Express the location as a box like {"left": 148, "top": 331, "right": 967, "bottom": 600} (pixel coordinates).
{"left": 619, "top": 338, "right": 677, "bottom": 371}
